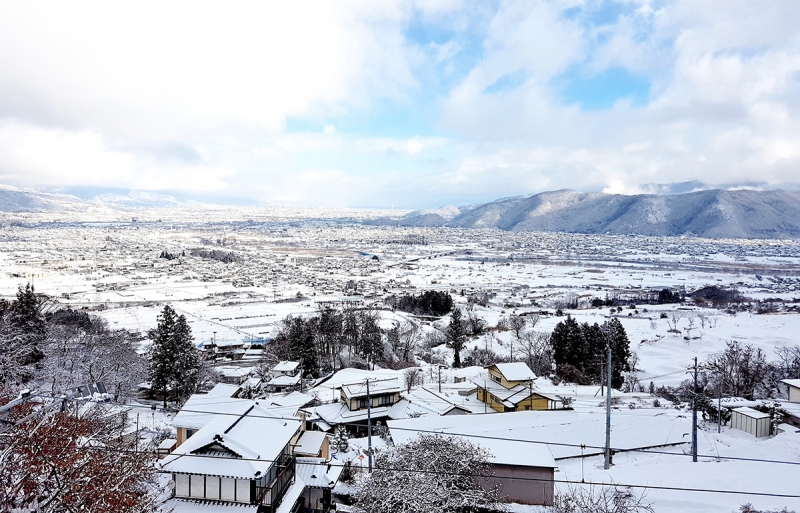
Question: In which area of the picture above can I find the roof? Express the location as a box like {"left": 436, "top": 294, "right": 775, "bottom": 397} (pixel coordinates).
{"left": 492, "top": 362, "right": 537, "bottom": 382}
{"left": 216, "top": 366, "right": 253, "bottom": 378}
{"left": 782, "top": 379, "right": 800, "bottom": 389}
{"left": 340, "top": 378, "right": 403, "bottom": 399}
{"left": 273, "top": 361, "right": 300, "bottom": 373}
{"left": 167, "top": 499, "right": 259, "bottom": 513}
{"left": 294, "top": 430, "right": 327, "bottom": 456}
{"left": 312, "top": 402, "right": 395, "bottom": 426}
{"left": 476, "top": 375, "right": 541, "bottom": 406}
{"left": 267, "top": 374, "right": 301, "bottom": 387}
{"left": 296, "top": 457, "right": 341, "bottom": 488}
{"left": 162, "top": 405, "right": 301, "bottom": 479}
{"left": 388, "top": 410, "right": 689, "bottom": 461}
{"left": 173, "top": 394, "right": 256, "bottom": 430}
{"left": 388, "top": 416, "right": 556, "bottom": 468}
{"left": 205, "top": 383, "right": 241, "bottom": 398}
{"left": 732, "top": 406, "right": 770, "bottom": 419}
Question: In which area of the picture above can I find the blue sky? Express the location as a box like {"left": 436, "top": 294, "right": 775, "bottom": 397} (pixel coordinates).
{"left": 0, "top": 1, "right": 799, "bottom": 209}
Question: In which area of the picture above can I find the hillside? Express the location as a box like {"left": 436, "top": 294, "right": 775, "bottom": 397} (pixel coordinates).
{"left": 385, "top": 189, "right": 800, "bottom": 238}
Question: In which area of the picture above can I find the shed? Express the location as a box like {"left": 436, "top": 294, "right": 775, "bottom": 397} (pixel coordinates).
{"left": 730, "top": 407, "right": 771, "bottom": 438}
{"left": 782, "top": 379, "right": 800, "bottom": 403}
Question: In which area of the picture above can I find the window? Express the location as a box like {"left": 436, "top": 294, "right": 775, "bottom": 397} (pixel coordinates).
{"left": 376, "top": 394, "right": 394, "bottom": 406}
{"left": 190, "top": 475, "right": 205, "bottom": 499}
{"left": 206, "top": 477, "right": 220, "bottom": 500}
{"left": 185, "top": 429, "right": 197, "bottom": 439}
{"left": 175, "top": 474, "right": 190, "bottom": 497}
{"left": 491, "top": 374, "right": 502, "bottom": 384}
{"left": 221, "top": 478, "right": 236, "bottom": 501}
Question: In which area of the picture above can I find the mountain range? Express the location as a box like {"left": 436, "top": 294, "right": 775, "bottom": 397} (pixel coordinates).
{"left": 3, "top": 184, "right": 800, "bottom": 239}
{"left": 372, "top": 189, "right": 800, "bottom": 239}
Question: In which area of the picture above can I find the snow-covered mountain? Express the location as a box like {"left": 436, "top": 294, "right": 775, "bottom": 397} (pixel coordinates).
{"left": 0, "top": 185, "right": 97, "bottom": 213}
{"left": 389, "top": 189, "right": 800, "bottom": 238}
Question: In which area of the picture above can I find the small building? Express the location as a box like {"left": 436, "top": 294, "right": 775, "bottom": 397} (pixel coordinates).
{"left": 311, "top": 378, "right": 404, "bottom": 433}
{"left": 782, "top": 379, "right": 800, "bottom": 403}
{"left": 730, "top": 407, "right": 771, "bottom": 438}
{"left": 264, "top": 361, "right": 302, "bottom": 392}
{"left": 475, "top": 363, "right": 557, "bottom": 412}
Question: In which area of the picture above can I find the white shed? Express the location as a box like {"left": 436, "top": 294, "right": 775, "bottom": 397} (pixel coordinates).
{"left": 782, "top": 379, "right": 800, "bottom": 403}
{"left": 730, "top": 407, "right": 771, "bottom": 438}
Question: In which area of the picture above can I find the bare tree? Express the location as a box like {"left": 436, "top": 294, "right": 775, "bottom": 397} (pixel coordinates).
{"left": 403, "top": 367, "right": 423, "bottom": 393}
{"left": 396, "top": 321, "right": 422, "bottom": 362}
{"left": 706, "top": 341, "right": 769, "bottom": 400}
{"left": 518, "top": 330, "right": 552, "bottom": 376}
{"left": 507, "top": 314, "right": 527, "bottom": 362}
{"left": 552, "top": 484, "right": 654, "bottom": 513}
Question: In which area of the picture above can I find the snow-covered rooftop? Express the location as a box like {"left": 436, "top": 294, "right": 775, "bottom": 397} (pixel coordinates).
{"left": 732, "top": 406, "right": 770, "bottom": 419}
{"left": 162, "top": 405, "right": 301, "bottom": 479}
{"left": 492, "top": 362, "right": 537, "bottom": 382}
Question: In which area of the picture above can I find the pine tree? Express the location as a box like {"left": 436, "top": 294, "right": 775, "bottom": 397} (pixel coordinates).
{"left": 604, "top": 317, "right": 631, "bottom": 389}
{"left": 446, "top": 308, "right": 467, "bottom": 368}
{"left": 148, "top": 305, "right": 200, "bottom": 407}
{"left": 7, "top": 283, "right": 47, "bottom": 367}
{"left": 551, "top": 315, "right": 584, "bottom": 370}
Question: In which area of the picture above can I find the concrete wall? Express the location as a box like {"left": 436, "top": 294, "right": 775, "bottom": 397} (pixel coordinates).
{"left": 479, "top": 464, "right": 554, "bottom": 506}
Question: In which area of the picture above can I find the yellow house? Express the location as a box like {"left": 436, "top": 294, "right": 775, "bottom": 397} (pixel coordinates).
{"left": 475, "top": 363, "right": 556, "bottom": 412}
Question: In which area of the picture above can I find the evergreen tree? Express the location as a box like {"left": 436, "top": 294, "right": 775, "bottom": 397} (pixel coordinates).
{"left": 446, "top": 308, "right": 467, "bottom": 368}
{"left": 551, "top": 315, "right": 585, "bottom": 370}
{"left": 286, "top": 316, "right": 318, "bottom": 378}
{"left": 7, "top": 283, "right": 47, "bottom": 367}
{"left": 603, "top": 317, "right": 631, "bottom": 389}
{"left": 148, "top": 305, "right": 201, "bottom": 407}
{"left": 358, "top": 312, "right": 383, "bottom": 369}
{"left": 580, "top": 322, "right": 606, "bottom": 380}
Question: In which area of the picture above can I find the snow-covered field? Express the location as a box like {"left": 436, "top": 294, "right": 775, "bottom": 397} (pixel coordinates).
{"left": 2, "top": 210, "right": 800, "bottom": 511}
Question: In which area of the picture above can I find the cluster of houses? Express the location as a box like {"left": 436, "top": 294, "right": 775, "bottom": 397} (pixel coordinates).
{"left": 158, "top": 361, "right": 567, "bottom": 512}
{"left": 156, "top": 363, "right": 800, "bottom": 512}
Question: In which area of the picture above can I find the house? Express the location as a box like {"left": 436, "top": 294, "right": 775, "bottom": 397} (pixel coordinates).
{"left": 310, "top": 378, "right": 404, "bottom": 433}
{"left": 782, "top": 379, "right": 800, "bottom": 403}
{"left": 216, "top": 366, "right": 254, "bottom": 385}
{"left": 730, "top": 407, "right": 771, "bottom": 438}
{"left": 202, "top": 338, "right": 246, "bottom": 361}
{"left": 161, "top": 405, "right": 302, "bottom": 512}
{"left": 475, "top": 363, "right": 558, "bottom": 412}
{"left": 264, "top": 362, "right": 302, "bottom": 392}
{"left": 388, "top": 414, "right": 557, "bottom": 506}
{"left": 294, "top": 457, "right": 342, "bottom": 513}
{"left": 780, "top": 380, "right": 800, "bottom": 428}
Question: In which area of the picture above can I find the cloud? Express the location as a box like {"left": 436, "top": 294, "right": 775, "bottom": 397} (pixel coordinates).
{"left": 1, "top": 0, "right": 800, "bottom": 208}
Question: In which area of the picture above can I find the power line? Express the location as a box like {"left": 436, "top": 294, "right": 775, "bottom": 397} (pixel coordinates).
{"left": 21, "top": 393, "right": 800, "bottom": 469}
{"left": 7, "top": 439, "right": 800, "bottom": 499}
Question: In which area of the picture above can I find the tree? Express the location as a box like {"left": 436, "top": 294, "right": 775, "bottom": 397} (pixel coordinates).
{"left": 354, "top": 433, "right": 505, "bottom": 513}
{"left": 507, "top": 314, "right": 527, "bottom": 361}
{"left": 518, "top": 330, "right": 552, "bottom": 376}
{"left": 403, "top": 367, "right": 423, "bottom": 392}
{"left": 605, "top": 318, "right": 632, "bottom": 389}
{"left": 148, "top": 305, "right": 201, "bottom": 407}
{"left": 0, "top": 284, "right": 47, "bottom": 383}
{"left": 395, "top": 321, "right": 422, "bottom": 362}
{"left": 551, "top": 484, "right": 654, "bottom": 513}
{"left": 706, "top": 341, "right": 769, "bottom": 400}
{"left": 0, "top": 396, "right": 161, "bottom": 513}
{"left": 551, "top": 315, "right": 585, "bottom": 371}
{"left": 445, "top": 309, "right": 467, "bottom": 368}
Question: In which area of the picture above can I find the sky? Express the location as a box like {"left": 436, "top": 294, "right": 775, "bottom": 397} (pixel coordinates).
{"left": 0, "top": 0, "right": 799, "bottom": 209}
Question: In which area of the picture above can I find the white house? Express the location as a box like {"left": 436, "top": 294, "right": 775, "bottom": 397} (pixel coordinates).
{"left": 162, "top": 405, "right": 302, "bottom": 512}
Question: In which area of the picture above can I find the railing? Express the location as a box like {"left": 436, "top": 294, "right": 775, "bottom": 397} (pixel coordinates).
{"left": 257, "top": 454, "right": 296, "bottom": 508}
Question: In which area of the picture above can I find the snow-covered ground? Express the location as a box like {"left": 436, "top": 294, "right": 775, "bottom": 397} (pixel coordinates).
{"left": 3, "top": 213, "right": 800, "bottom": 511}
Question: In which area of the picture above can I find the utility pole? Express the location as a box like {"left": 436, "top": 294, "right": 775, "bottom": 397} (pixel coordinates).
{"left": 438, "top": 365, "right": 442, "bottom": 393}
{"left": 692, "top": 357, "right": 698, "bottom": 462}
{"left": 604, "top": 345, "right": 612, "bottom": 470}
{"left": 718, "top": 379, "right": 722, "bottom": 434}
{"left": 366, "top": 379, "right": 372, "bottom": 473}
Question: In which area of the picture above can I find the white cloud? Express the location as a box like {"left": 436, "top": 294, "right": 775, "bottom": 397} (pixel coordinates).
{"left": 1, "top": 0, "right": 800, "bottom": 207}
